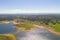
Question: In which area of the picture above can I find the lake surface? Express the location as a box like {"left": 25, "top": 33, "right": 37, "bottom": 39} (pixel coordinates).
{"left": 0, "top": 22, "right": 16, "bottom": 34}
{"left": 0, "top": 23, "right": 60, "bottom": 40}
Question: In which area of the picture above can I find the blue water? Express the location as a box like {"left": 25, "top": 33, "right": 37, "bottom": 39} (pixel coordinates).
{"left": 0, "top": 22, "right": 16, "bottom": 34}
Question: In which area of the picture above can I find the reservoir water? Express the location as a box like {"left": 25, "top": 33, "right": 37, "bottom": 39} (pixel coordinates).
{"left": 0, "top": 22, "right": 60, "bottom": 40}
{"left": 0, "top": 22, "right": 16, "bottom": 34}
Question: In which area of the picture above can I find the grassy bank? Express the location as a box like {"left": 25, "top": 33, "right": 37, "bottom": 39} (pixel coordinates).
{"left": 29, "top": 21, "right": 60, "bottom": 35}
{"left": 14, "top": 20, "right": 33, "bottom": 30}
{"left": 0, "top": 34, "right": 16, "bottom": 40}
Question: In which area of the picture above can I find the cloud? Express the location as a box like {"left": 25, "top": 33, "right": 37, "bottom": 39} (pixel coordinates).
{"left": 0, "top": 9, "right": 60, "bottom": 14}
{"left": 0, "top": 9, "right": 17, "bottom": 13}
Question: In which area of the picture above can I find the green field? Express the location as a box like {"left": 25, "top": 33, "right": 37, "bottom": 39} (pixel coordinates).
{"left": 54, "top": 24, "right": 60, "bottom": 32}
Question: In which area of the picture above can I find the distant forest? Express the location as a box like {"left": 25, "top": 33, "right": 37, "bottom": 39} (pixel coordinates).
{"left": 0, "top": 14, "right": 60, "bottom": 25}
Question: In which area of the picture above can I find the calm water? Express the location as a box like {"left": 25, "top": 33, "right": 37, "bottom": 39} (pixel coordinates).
{"left": 0, "top": 23, "right": 60, "bottom": 40}
{"left": 0, "top": 22, "right": 16, "bottom": 34}
{"left": 15, "top": 27, "right": 60, "bottom": 40}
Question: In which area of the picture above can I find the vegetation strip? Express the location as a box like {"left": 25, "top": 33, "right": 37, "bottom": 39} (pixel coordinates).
{"left": 0, "top": 34, "right": 16, "bottom": 40}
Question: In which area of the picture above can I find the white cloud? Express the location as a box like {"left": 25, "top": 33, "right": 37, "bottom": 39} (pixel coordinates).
{"left": 0, "top": 9, "right": 60, "bottom": 14}
{"left": 0, "top": 9, "right": 17, "bottom": 13}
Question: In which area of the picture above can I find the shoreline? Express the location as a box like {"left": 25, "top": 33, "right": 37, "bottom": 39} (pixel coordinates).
{"left": 2, "top": 21, "right": 60, "bottom": 36}
{"left": 0, "top": 34, "right": 16, "bottom": 40}
{"left": 13, "top": 26, "right": 34, "bottom": 32}
{"left": 48, "top": 27, "right": 60, "bottom": 35}
{"left": 14, "top": 23, "right": 60, "bottom": 35}
{"left": 34, "top": 24, "right": 60, "bottom": 35}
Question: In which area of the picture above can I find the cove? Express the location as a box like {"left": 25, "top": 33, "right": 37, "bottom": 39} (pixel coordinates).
{"left": 0, "top": 22, "right": 16, "bottom": 34}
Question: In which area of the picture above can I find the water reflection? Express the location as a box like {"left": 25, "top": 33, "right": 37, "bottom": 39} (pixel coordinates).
{"left": 19, "top": 34, "right": 50, "bottom": 40}
{"left": 15, "top": 27, "right": 60, "bottom": 40}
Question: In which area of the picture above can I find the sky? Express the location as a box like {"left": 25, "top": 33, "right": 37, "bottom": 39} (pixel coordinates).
{"left": 0, "top": 0, "right": 60, "bottom": 14}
